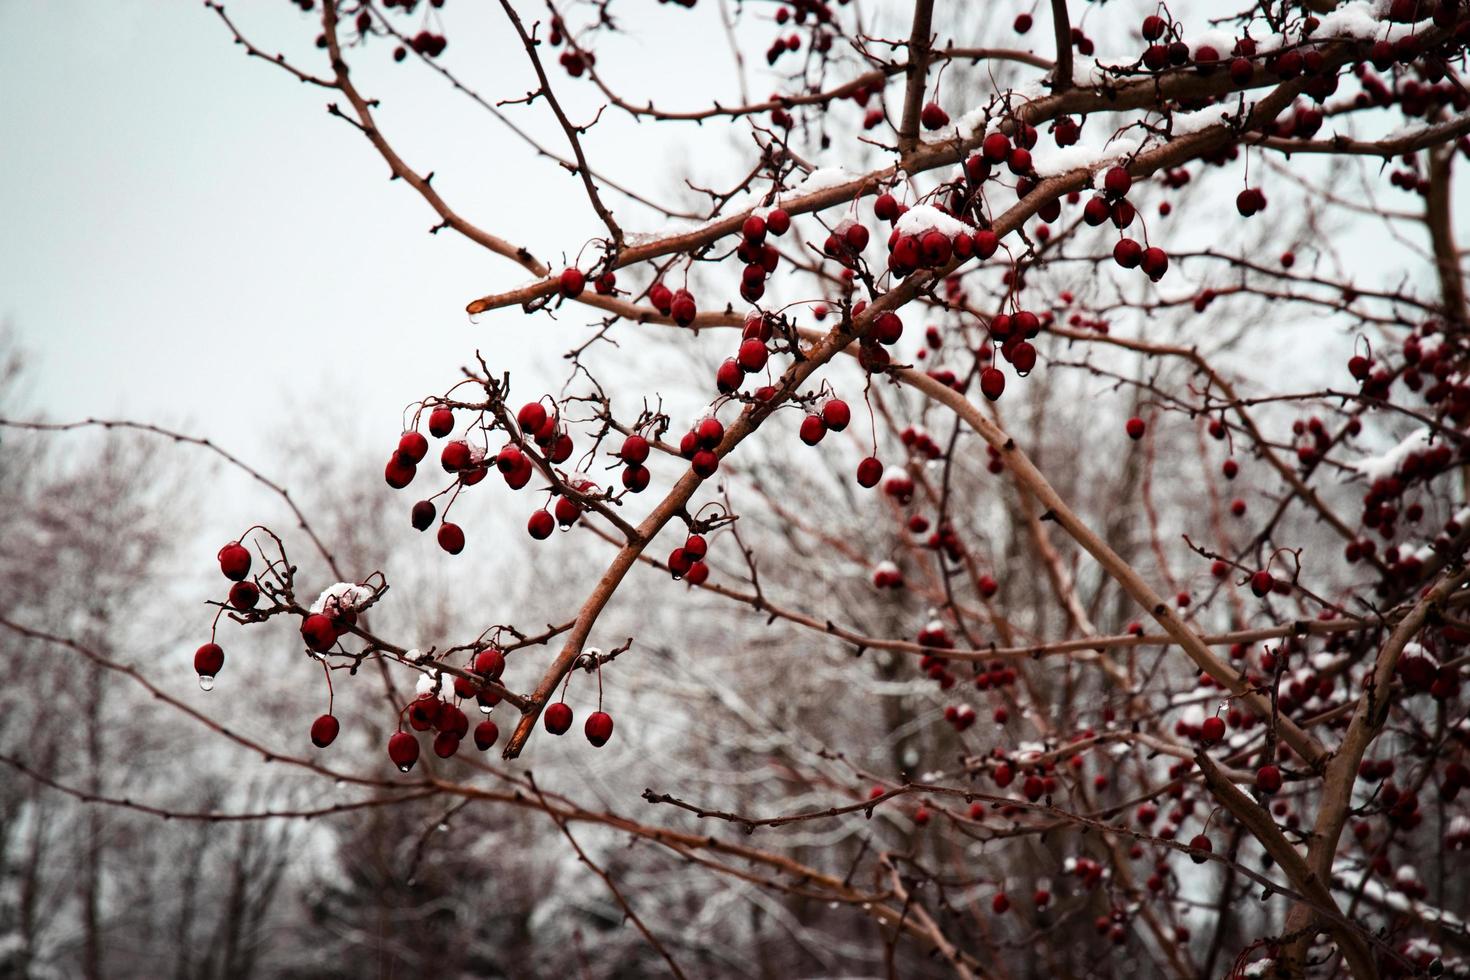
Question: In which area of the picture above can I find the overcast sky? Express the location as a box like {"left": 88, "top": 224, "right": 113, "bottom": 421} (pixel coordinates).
{"left": 0, "top": 0, "right": 770, "bottom": 464}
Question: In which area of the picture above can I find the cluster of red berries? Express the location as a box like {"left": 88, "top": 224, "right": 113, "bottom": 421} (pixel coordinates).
{"left": 735, "top": 210, "right": 789, "bottom": 302}
{"left": 798, "top": 397, "right": 850, "bottom": 446}
{"left": 677, "top": 416, "right": 724, "bottom": 479}
{"left": 542, "top": 700, "right": 615, "bottom": 747}
{"left": 719, "top": 313, "right": 781, "bottom": 394}
{"left": 192, "top": 541, "right": 259, "bottom": 688}
{"left": 648, "top": 281, "right": 698, "bottom": 326}
{"left": 667, "top": 531, "right": 711, "bottom": 585}
{"left": 386, "top": 650, "right": 507, "bottom": 770}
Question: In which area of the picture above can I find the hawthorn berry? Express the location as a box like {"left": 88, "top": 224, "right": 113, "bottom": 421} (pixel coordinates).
{"left": 1125, "top": 417, "right": 1146, "bottom": 440}
{"left": 437, "top": 522, "right": 466, "bottom": 555}
{"left": 981, "top": 368, "right": 1005, "bottom": 401}
{"left": 856, "top": 457, "right": 883, "bottom": 487}
{"left": 1114, "top": 238, "right": 1143, "bottom": 269}
{"left": 1188, "top": 834, "right": 1213, "bottom": 863}
{"left": 311, "top": 714, "right": 340, "bottom": 748}
{"left": 558, "top": 267, "right": 585, "bottom": 298}
{"left": 194, "top": 642, "right": 224, "bottom": 686}
{"left": 585, "top": 710, "right": 614, "bottom": 746}
{"left": 822, "top": 399, "right": 851, "bottom": 431}
{"left": 473, "top": 719, "right": 500, "bottom": 751}
{"left": 228, "top": 581, "right": 260, "bottom": 611}
{"left": 1256, "top": 764, "right": 1283, "bottom": 795}
{"left": 1103, "top": 166, "right": 1132, "bottom": 198}
{"left": 427, "top": 406, "right": 454, "bottom": 438}
{"left": 411, "top": 500, "right": 436, "bottom": 531}
{"left": 544, "top": 701, "right": 573, "bottom": 735}
{"left": 920, "top": 102, "right": 949, "bottom": 130}
{"left": 385, "top": 456, "right": 416, "bottom": 489}
{"left": 218, "top": 542, "right": 251, "bottom": 581}
{"left": 388, "top": 731, "right": 420, "bottom": 772}
{"left": 528, "top": 509, "right": 555, "bottom": 539}
{"left": 553, "top": 495, "right": 584, "bottom": 531}
{"left": 992, "top": 893, "right": 1010, "bottom": 914}
{"left": 799, "top": 414, "right": 827, "bottom": 446}
{"left": 301, "top": 614, "right": 337, "bottom": 653}
{"left": 738, "top": 337, "right": 769, "bottom": 372}
{"left": 766, "top": 208, "right": 791, "bottom": 235}
{"left": 1201, "top": 716, "right": 1226, "bottom": 745}
{"left": 467, "top": 650, "right": 504, "bottom": 688}
{"left": 619, "top": 434, "right": 650, "bottom": 465}
{"left": 433, "top": 731, "right": 461, "bottom": 758}
{"left": 1250, "top": 570, "right": 1274, "bottom": 597}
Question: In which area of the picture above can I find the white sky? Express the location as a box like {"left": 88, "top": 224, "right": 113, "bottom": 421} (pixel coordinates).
{"left": 0, "top": 0, "right": 766, "bottom": 460}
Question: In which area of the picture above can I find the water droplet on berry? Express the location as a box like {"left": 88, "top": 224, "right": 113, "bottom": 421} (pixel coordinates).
{"left": 198, "top": 675, "right": 215, "bottom": 692}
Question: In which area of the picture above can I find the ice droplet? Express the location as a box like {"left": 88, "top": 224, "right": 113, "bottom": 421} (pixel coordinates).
{"left": 479, "top": 702, "right": 494, "bottom": 715}
{"left": 397, "top": 764, "right": 411, "bottom": 773}
{"left": 198, "top": 675, "right": 216, "bottom": 692}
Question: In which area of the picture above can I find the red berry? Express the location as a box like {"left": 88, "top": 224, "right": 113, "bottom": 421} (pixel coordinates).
{"left": 981, "top": 367, "right": 1005, "bottom": 401}
{"left": 194, "top": 642, "right": 224, "bottom": 683}
{"left": 1104, "top": 166, "right": 1132, "bottom": 198}
{"left": 440, "top": 440, "right": 472, "bottom": 472}
{"left": 982, "top": 131, "right": 1010, "bottom": 162}
{"left": 766, "top": 208, "right": 791, "bottom": 235}
{"left": 1125, "top": 417, "right": 1146, "bottom": 440}
{"left": 432, "top": 731, "right": 461, "bottom": 758}
{"left": 691, "top": 450, "right": 719, "bottom": 478}
{"left": 428, "top": 406, "right": 454, "bottom": 438}
{"left": 558, "top": 267, "right": 585, "bottom": 298}
{"left": 528, "top": 509, "right": 555, "bottom": 539}
{"left": 1114, "top": 238, "right": 1143, "bottom": 269}
{"left": 992, "top": 893, "right": 1010, "bottom": 914}
{"left": 742, "top": 214, "right": 767, "bottom": 243}
{"left": 823, "top": 399, "right": 851, "bottom": 431}
{"left": 544, "top": 701, "right": 573, "bottom": 735}
{"left": 1201, "top": 716, "right": 1226, "bottom": 745}
{"left": 474, "top": 647, "right": 506, "bottom": 681}
{"left": 217, "top": 542, "right": 251, "bottom": 581}
{"left": 696, "top": 417, "right": 724, "bottom": 449}
{"left": 1256, "top": 764, "right": 1283, "bottom": 794}
{"left": 920, "top": 101, "right": 949, "bottom": 130}
{"left": 437, "top": 522, "right": 465, "bottom": 554}
{"left": 411, "top": 500, "right": 436, "bottom": 531}
{"left": 385, "top": 456, "right": 417, "bottom": 489}
{"left": 388, "top": 731, "right": 420, "bottom": 772}
{"left": 311, "top": 714, "right": 340, "bottom": 748}
{"left": 585, "top": 710, "right": 614, "bottom": 746}
{"left": 517, "top": 402, "right": 548, "bottom": 434}
{"left": 397, "top": 432, "right": 429, "bottom": 466}
{"left": 799, "top": 414, "right": 827, "bottom": 446}
{"left": 301, "top": 614, "right": 337, "bottom": 652}
{"left": 554, "top": 496, "right": 582, "bottom": 528}
{"left": 857, "top": 457, "right": 883, "bottom": 487}
{"left": 738, "top": 337, "right": 769, "bottom": 372}
{"left": 1250, "top": 570, "right": 1273, "bottom": 597}
{"left": 1188, "top": 834, "right": 1213, "bottom": 863}
{"left": 473, "top": 719, "right": 500, "bottom": 751}
{"left": 619, "top": 434, "right": 650, "bottom": 465}
{"left": 623, "top": 465, "right": 650, "bottom": 492}
{"left": 228, "top": 581, "right": 259, "bottom": 611}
